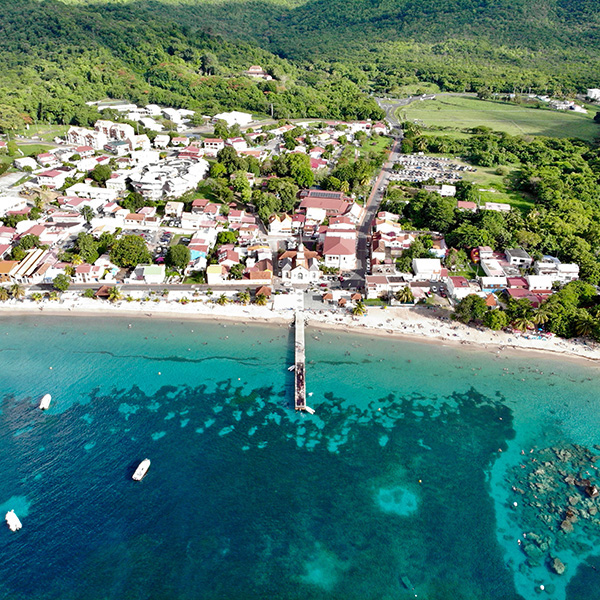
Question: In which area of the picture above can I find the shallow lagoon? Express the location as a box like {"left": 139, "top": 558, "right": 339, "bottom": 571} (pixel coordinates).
{"left": 0, "top": 315, "right": 598, "bottom": 599}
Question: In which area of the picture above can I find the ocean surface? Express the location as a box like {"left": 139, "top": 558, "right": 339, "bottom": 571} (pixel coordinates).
{"left": 0, "top": 315, "right": 599, "bottom": 600}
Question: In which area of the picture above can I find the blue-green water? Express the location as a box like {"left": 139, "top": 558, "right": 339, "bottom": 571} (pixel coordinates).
{"left": 0, "top": 316, "right": 599, "bottom": 600}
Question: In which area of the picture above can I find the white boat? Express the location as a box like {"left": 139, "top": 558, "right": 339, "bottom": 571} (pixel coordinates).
{"left": 132, "top": 458, "right": 151, "bottom": 481}
{"left": 287, "top": 365, "right": 295, "bottom": 371}
{"left": 5, "top": 510, "right": 22, "bottom": 532}
{"left": 39, "top": 394, "right": 51, "bottom": 410}
{"left": 304, "top": 406, "right": 316, "bottom": 415}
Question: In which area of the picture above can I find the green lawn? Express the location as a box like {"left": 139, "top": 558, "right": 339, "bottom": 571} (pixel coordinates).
{"left": 18, "top": 144, "right": 55, "bottom": 157}
{"left": 399, "top": 95, "right": 600, "bottom": 142}
{"left": 459, "top": 163, "right": 535, "bottom": 212}
{"left": 23, "top": 124, "right": 68, "bottom": 142}
{"left": 359, "top": 135, "right": 391, "bottom": 157}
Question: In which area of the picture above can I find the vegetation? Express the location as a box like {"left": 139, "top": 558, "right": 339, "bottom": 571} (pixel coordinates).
{"left": 58, "top": 0, "right": 600, "bottom": 99}
{"left": 401, "top": 96, "right": 600, "bottom": 142}
{"left": 391, "top": 128, "right": 600, "bottom": 285}
{"left": 53, "top": 273, "right": 71, "bottom": 292}
{"left": 454, "top": 282, "right": 600, "bottom": 341}
{"left": 0, "top": 0, "right": 382, "bottom": 130}
{"left": 110, "top": 235, "right": 151, "bottom": 269}
{"left": 165, "top": 245, "right": 191, "bottom": 272}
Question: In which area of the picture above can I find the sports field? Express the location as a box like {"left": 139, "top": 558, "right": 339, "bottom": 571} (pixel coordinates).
{"left": 399, "top": 95, "right": 599, "bottom": 141}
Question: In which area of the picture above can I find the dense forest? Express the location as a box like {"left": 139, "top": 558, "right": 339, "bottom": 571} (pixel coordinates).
{"left": 3, "top": 0, "right": 600, "bottom": 128}
{"left": 61, "top": 0, "right": 600, "bottom": 95}
{"left": 0, "top": 0, "right": 382, "bottom": 127}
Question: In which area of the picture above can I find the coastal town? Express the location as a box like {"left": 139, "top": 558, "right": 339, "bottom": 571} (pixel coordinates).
{"left": 0, "top": 91, "right": 597, "bottom": 360}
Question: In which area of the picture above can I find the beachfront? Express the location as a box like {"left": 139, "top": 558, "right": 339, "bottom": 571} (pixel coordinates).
{"left": 0, "top": 292, "right": 598, "bottom": 362}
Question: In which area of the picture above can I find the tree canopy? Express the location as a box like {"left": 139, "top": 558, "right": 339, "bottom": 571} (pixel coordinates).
{"left": 110, "top": 235, "right": 151, "bottom": 268}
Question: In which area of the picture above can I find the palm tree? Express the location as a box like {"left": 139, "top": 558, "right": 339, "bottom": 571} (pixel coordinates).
{"left": 574, "top": 314, "right": 595, "bottom": 338}
{"left": 238, "top": 291, "right": 251, "bottom": 305}
{"left": 395, "top": 286, "right": 414, "bottom": 304}
{"left": 254, "top": 293, "right": 268, "bottom": 306}
{"left": 71, "top": 254, "right": 84, "bottom": 266}
{"left": 107, "top": 286, "right": 123, "bottom": 303}
{"left": 340, "top": 180, "right": 350, "bottom": 194}
{"left": 48, "top": 291, "right": 59, "bottom": 301}
{"left": 216, "top": 293, "right": 229, "bottom": 306}
{"left": 31, "top": 292, "right": 43, "bottom": 303}
{"left": 513, "top": 317, "right": 534, "bottom": 332}
{"left": 0, "top": 287, "right": 9, "bottom": 301}
{"left": 10, "top": 284, "right": 24, "bottom": 300}
{"left": 532, "top": 309, "right": 550, "bottom": 327}
{"left": 352, "top": 300, "right": 367, "bottom": 316}
{"left": 80, "top": 205, "right": 94, "bottom": 224}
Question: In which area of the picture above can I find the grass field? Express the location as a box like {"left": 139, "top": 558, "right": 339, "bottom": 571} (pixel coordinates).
{"left": 459, "top": 164, "right": 535, "bottom": 213}
{"left": 398, "top": 95, "right": 600, "bottom": 141}
{"left": 359, "top": 135, "right": 391, "bottom": 157}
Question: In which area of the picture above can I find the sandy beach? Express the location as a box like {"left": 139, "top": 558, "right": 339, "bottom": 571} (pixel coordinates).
{"left": 1, "top": 293, "right": 598, "bottom": 363}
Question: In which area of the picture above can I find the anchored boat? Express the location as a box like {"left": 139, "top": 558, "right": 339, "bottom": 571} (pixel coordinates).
{"left": 132, "top": 458, "right": 151, "bottom": 481}
{"left": 39, "top": 394, "right": 51, "bottom": 410}
{"left": 5, "top": 510, "right": 22, "bottom": 532}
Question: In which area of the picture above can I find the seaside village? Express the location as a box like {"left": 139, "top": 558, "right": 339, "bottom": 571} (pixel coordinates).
{"left": 0, "top": 100, "right": 583, "bottom": 317}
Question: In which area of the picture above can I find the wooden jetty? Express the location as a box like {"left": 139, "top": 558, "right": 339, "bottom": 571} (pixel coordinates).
{"left": 294, "top": 310, "right": 314, "bottom": 413}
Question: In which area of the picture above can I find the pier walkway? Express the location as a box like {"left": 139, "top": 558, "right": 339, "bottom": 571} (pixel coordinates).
{"left": 294, "top": 310, "right": 314, "bottom": 413}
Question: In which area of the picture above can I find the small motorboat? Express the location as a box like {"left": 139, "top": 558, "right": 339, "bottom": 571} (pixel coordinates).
{"left": 287, "top": 365, "right": 295, "bottom": 371}
{"left": 5, "top": 510, "right": 22, "bottom": 532}
{"left": 132, "top": 458, "right": 151, "bottom": 481}
{"left": 39, "top": 394, "right": 51, "bottom": 410}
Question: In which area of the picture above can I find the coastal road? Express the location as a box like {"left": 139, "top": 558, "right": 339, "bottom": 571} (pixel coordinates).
{"left": 353, "top": 135, "right": 402, "bottom": 287}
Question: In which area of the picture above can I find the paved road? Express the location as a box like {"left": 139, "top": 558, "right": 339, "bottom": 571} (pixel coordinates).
{"left": 354, "top": 136, "right": 403, "bottom": 283}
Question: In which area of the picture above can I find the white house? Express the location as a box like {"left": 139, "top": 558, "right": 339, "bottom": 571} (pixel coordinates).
{"left": 269, "top": 214, "right": 293, "bottom": 234}
{"left": 412, "top": 258, "right": 442, "bottom": 281}
{"left": 141, "top": 264, "right": 165, "bottom": 284}
{"left": 226, "top": 137, "right": 248, "bottom": 152}
{"left": 65, "top": 183, "right": 118, "bottom": 202}
{"left": 525, "top": 275, "right": 554, "bottom": 292}
{"left": 203, "top": 138, "right": 225, "bottom": 153}
{"left": 446, "top": 276, "right": 472, "bottom": 300}
{"left": 484, "top": 202, "right": 511, "bottom": 213}
{"left": 505, "top": 248, "right": 533, "bottom": 268}
{"left": 323, "top": 236, "right": 356, "bottom": 271}
{"left": 212, "top": 111, "right": 253, "bottom": 127}
{"left": 0, "top": 195, "right": 28, "bottom": 217}
{"left": 164, "top": 201, "right": 185, "bottom": 218}
{"left": 154, "top": 134, "right": 170, "bottom": 148}
{"left": 534, "top": 261, "right": 579, "bottom": 284}
{"left": 481, "top": 259, "right": 506, "bottom": 278}
{"left": 206, "top": 264, "right": 227, "bottom": 285}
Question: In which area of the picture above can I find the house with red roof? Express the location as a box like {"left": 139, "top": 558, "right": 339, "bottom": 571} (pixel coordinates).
{"left": 203, "top": 138, "right": 225, "bottom": 154}
{"left": 446, "top": 276, "right": 472, "bottom": 300}
{"left": 323, "top": 236, "right": 356, "bottom": 270}
{"left": 73, "top": 263, "right": 103, "bottom": 283}
{"left": 37, "top": 169, "right": 70, "bottom": 189}
{"left": 298, "top": 190, "right": 351, "bottom": 223}
{"left": 37, "top": 153, "right": 60, "bottom": 168}
{"left": 75, "top": 146, "right": 95, "bottom": 158}
{"left": 226, "top": 137, "right": 248, "bottom": 152}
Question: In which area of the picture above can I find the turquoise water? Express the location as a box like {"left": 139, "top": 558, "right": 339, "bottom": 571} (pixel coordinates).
{"left": 0, "top": 316, "right": 599, "bottom": 599}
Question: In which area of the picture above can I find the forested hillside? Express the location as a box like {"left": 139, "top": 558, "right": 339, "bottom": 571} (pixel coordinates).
{"left": 4, "top": 0, "right": 600, "bottom": 127}
{"left": 0, "top": 0, "right": 382, "bottom": 127}
{"left": 60, "top": 0, "right": 600, "bottom": 94}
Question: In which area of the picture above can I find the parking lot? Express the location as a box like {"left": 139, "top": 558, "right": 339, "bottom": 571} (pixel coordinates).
{"left": 390, "top": 155, "right": 476, "bottom": 183}
{"left": 125, "top": 229, "right": 174, "bottom": 263}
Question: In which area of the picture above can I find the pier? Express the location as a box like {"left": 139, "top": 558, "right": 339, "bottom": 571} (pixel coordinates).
{"left": 294, "top": 310, "right": 314, "bottom": 413}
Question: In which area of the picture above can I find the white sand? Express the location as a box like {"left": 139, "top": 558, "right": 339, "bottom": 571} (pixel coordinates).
{"left": 0, "top": 297, "right": 598, "bottom": 363}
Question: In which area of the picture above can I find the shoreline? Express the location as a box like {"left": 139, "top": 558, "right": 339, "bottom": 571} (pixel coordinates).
{"left": 1, "top": 299, "right": 598, "bottom": 365}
